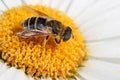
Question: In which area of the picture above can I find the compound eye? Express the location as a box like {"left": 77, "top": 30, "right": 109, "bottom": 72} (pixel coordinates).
{"left": 62, "top": 27, "right": 72, "bottom": 41}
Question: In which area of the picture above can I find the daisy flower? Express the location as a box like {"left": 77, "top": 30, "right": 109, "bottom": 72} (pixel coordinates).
{"left": 0, "top": 0, "right": 120, "bottom": 80}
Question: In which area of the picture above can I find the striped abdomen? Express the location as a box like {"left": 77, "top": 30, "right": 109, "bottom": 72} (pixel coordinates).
{"left": 22, "top": 17, "right": 47, "bottom": 30}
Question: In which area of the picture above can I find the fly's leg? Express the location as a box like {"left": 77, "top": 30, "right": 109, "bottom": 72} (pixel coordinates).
{"left": 43, "top": 36, "right": 49, "bottom": 48}
{"left": 54, "top": 38, "right": 61, "bottom": 44}
{"left": 41, "top": 36, "right": 49, "bottom": 54}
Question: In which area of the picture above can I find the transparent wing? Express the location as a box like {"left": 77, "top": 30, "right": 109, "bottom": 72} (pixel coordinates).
{"left": 17, "top": 28, "right": 53, "bottom": 38}
{"left": 23, "top": 5, "right": 54, "bottom": 20}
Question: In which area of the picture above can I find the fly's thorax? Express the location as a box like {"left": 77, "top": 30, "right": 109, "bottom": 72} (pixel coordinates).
{"left": 46, "top": 20, "right": 65, "bottom": 36}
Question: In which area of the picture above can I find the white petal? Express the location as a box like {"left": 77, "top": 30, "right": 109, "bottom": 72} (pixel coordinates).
{"left": 28, "top": 76, "right": 34, "bottom": 80}
{"left": 74, "top": 0, "right": 120, "bottom": 41}
{"left": 0, "top": 1, "right": 7, "bottom": 11}
{"left": 14, "top": 69, "right": 33, "bottom": 80}
{"left": 47, "top": 0, "right": 71, "bottom": 13}
{"left": 87, "top": 38, "right": 120, "bottom": 58}
{"left": 0, "top": 0, "right": 21, "bottom": 9}
{"left": 23, "top": 0, "right": 52, "bottom": 6}
{"left": 79, "top": 59, "right": 120, "bottom": 80}
{"left": 67, "top": 0, "right": 97, "bottom": 19}
{"left": 41, "top": 0, "right": 52, "bottom": 6}
{"left": 0, "top": 62, "right": 31, "bottom": 80}
{"left": 0, "top": 67, "right": 18, "bottom": 80}
{"left": 55, "top": 0, "right": 73, "bottom": 13}
{"left": 22, "top": 0, "right": 42, "bottom": 5}
{"left": 49, "top": 0, "right": 61, "bottom": 9}
{"left": 0, "top": 63, "right": 8, "bottom": 75}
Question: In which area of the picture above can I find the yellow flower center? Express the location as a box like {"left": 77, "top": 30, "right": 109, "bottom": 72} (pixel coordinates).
{"left": 0, "top": 5, "right": 87, "bottom": 79}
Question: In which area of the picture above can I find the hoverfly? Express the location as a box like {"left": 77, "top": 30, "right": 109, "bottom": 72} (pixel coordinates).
{"left": 17, "top": 6, "right": 73, "bottom": 47}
